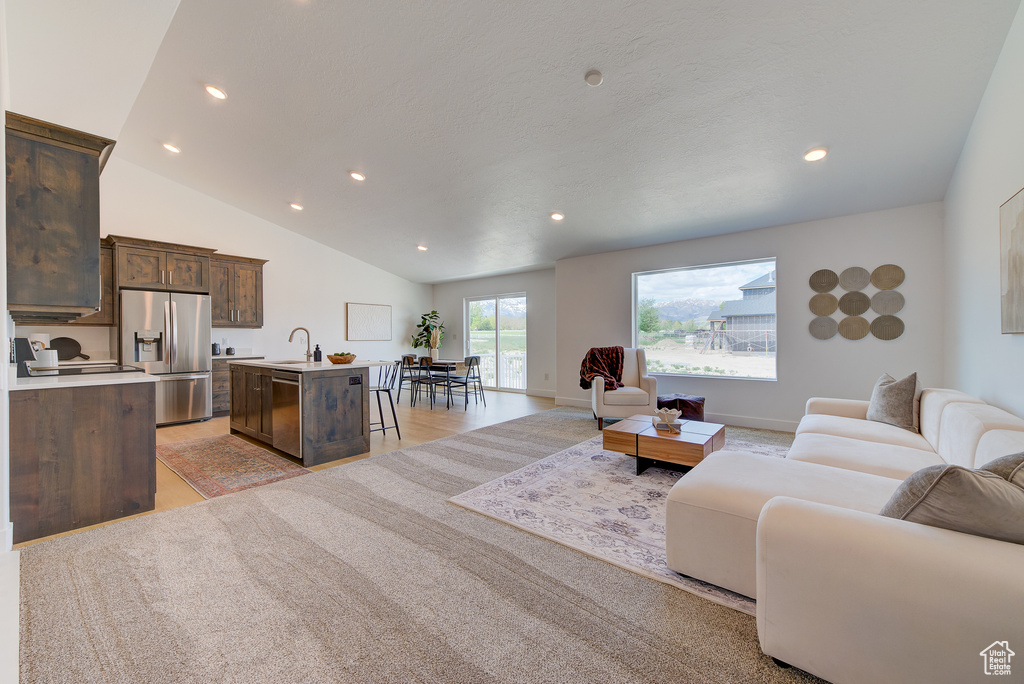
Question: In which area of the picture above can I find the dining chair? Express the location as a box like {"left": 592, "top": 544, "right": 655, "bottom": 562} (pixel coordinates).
{"left": 446, "top": 355, "right": 486, "bottom": 410}
{"left": 412, "top": 357, "right": 448, "bottom": 409}
{"left": 396, "top": 354, "right": 421, "bottom": 403}
{"left": 369, "top": 361, "right": 401, "bottom": 438}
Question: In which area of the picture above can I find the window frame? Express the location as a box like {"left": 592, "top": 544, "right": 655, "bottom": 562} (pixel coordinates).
{"left": 632, "top": 257, "right": 778, "bottom": 382}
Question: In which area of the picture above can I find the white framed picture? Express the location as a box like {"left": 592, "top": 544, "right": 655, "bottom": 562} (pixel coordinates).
{"left": 347, "top": 303, "right": 392, "bottom": 341}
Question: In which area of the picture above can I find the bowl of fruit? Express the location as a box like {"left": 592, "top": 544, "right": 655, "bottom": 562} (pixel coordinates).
{"left": 328, "top": 352, "right": 356, "bottom": 364}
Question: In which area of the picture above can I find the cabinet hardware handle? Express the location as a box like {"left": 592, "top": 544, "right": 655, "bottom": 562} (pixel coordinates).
{"left": 169, "top": 271, "right": 173, "bottom": 285}
{"left": 230, "top": 309, "right": 234, "bottom": 322}
{"left": 161, "top": 271, "right": 165, "bottom": 284}
{"left": 237, "top": 309, "right": 241, "bottom": 321}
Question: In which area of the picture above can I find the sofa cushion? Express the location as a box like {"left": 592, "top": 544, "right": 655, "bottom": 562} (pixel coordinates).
{"left": 976, "top": 431, "right": 1024, "bottom": 471}
{"left": 866, "top": 372, "right": 918, "bottom": 432}
{"left": 918, "top": 389, "right": 985, "bottom": 451}
{"left": 787, "top": 432, "right": 944, "bottom": 480}
{"left": 936, "top": 403, "right": 1024, "bottom": 469}
{"left": 665, "top": 451, "right": 901, "bottom": 598}
{"left": 880, "top": 464, "right": 1024, "bottom": 545}
{"left": 796, "top": 414, "right": 933, "bottom": 452}
{"left": 979, "top": 452, "right": 1024, "bottom": 488}
{"left": 601, "top": 386, "right": 651, "bottom": 406}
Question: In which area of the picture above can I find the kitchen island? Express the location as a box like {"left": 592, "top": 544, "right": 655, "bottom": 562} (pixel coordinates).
{"left": 228, "top": 359, "right": 388, "bottom": 466}
{"left": 8, "top": 368, "right": 159, "bottom": 544}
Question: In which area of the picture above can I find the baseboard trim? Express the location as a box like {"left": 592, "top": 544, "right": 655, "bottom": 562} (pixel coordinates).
{"left": 2, "top": 523, "right": 11, "bottom": 553}
{"left": 0, "top": 549, "right": 20, "bottom": 682}
{"left": 555, "top": 396, "right": 591, "bottom": 409}
{"left": 526, "top": 389, "right": 556, "bottom": 398}
{"left": 705, "top": 412, "right": 798, "bottom": 432}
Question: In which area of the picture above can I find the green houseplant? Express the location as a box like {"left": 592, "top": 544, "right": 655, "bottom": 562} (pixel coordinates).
{"left": 411, "top": 310, "right": 445, "bottom": 357}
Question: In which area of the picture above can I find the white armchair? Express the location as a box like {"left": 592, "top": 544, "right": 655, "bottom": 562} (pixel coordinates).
{"left": 592, "top": 348, "right": 658, "bottom": 429}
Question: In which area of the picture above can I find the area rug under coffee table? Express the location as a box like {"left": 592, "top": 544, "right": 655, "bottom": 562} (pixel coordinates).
{"left": 450, "top": 431, "right": 791, "bottom": 615}
{"left": 157, "top": 435, "right": 310, "bottom": 498}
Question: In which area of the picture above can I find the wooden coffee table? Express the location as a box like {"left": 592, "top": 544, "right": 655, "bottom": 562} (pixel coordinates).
{"left": 602, "top": 414, "right": 726, "bottom": 475}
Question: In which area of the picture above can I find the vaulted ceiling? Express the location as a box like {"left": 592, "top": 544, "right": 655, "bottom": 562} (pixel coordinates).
{"left": 7, "top": 1, "right": 1021, "bottom": 283}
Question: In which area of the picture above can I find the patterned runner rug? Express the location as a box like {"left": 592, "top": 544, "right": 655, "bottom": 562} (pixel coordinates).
{"left": 450, "top": 432, "right": 790, "bottom": 615}
{"left": 157, "top": 435, "right": 310, "bottom": 498}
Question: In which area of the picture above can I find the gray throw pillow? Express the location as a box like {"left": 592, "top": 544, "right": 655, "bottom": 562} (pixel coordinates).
{"left": 866, "top": 372, "right": 919, "bottom": 433}
{"left": 880, "top": 464, "right": 1024, "bottom": 545}
{"left": 979, "top": 452, "right": 1024, "bottom": 488}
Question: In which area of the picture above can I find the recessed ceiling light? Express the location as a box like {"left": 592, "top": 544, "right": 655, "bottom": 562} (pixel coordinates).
{"left": 350, "top": 171, "right": 366, "bottom": 181}
{"left": 205, "top": 84, "right": 227, "bottom": 100}
{"left": 551, "top": 212, "right": 565, "bottom": 221}
{"left": 585, "top": 70, "right": 604, "bottom": 87}
{"left": 289, "top": 203, "right": 304, "bottom": 211}
{"left": 162, "top": 143, "right": 181, "bottom": 154}
{"left": 417, "top": 245, "right": 428, "bottom": 251}
{"left": 804, "top": 147, "right": 828, "bottom": 162}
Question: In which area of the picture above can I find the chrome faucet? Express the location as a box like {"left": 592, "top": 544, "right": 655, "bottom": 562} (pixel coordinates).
{"left": 288, "top": 327, "right": 313, "bottom": 362}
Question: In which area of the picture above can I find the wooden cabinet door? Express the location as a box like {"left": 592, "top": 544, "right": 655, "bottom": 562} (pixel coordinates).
{"left": 229, "top": 366, "right": 249, "bottom": 434}
{"left": 209, "top": 259, "right": 234, "bottom": 326}
{"left": 258, "top": 371, "right": 274, "bottom": 442}
{"left": 233, "top": 263, "right": 263, "bottom": 327}
{"left": 166, "top": 253, "right": 210, "bottom": 293}
{"left": 118, "top": 246, "right": 166, "bottom": 290}
{"left": 72, "top": 245, "right": 115, "bottom": 326}
{"left": 244, "top": 368, "right": 262, "bottom": 435}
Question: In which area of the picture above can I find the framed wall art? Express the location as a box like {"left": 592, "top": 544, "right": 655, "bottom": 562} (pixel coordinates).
{"left": 1000, "top": 186, "right": 1024, "bottom": 333}
{"left": 346, "top": 302, "right": 392, "bottom": 341}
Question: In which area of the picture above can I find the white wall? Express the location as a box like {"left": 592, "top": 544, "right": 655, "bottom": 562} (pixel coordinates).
{"left": 432, "top": 269, "right": 556, "bottom": 397}
{"left": 99, "top": 158, "right": 433, "bottom": 361}
{"left": 556, "top": 203, "right": 947, "bottom": 430}
{"left": 944, "top": 3, "right": 1024, "bottom": 417}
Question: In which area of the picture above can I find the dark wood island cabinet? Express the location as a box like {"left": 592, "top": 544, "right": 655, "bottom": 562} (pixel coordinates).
{"left": 9, "top": 378, "right": 157, "bottom": 544}
{"left": 229, "top": 361, "right": 371, "bottom": 467}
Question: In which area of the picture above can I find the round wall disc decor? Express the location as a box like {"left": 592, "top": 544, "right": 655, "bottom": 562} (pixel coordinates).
{"left": 871, "top": 290, "right": 905, "bottom": 315}
{"left": 838, "top": 316, "right": 870, "bottom": 340}
{"left": 871, "top": 315, "right": 905, "bottom": 340}
{"left": 839, "top": 266, "right": 870, "bottom": 291}
{"left": 838, "top": 291, "right": 870, "bottom": 316}
{"left": 871, "top": 264, "right": 905, "bottom": 290}
{"left": 809, "top": 293, "right": 839, "bottom": 316}
{"left": 809, "top": 316, "right": 838, "bottom": 340}
{"left": 809, "top": 269, "right": 839, "bottom": 293}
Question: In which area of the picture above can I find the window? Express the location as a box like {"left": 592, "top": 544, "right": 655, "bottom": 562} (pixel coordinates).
{"left": 634, "top": 258, "right": 777, "bottom": 380}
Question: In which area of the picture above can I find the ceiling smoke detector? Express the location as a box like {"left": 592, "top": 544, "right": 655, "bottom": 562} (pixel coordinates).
{"left": 584, "top": 70, "right": 603, "bottom": 87}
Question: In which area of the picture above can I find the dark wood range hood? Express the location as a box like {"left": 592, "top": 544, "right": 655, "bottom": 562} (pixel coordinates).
{"left": 6, "top": 112, "right": 115, "bottom": 324}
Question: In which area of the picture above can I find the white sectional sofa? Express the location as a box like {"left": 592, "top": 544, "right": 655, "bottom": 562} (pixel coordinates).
{"left": 665, "top": 388, "right": 1024, "bottom": 684}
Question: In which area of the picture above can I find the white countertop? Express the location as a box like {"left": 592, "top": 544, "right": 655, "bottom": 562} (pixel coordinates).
{"left": 225, "top": 359, "right": 391, "bottom": 373}
{"left": 8, "top": 366, "right": 160, "bottom": 391}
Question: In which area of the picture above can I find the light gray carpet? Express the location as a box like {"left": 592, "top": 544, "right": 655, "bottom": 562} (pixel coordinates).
{"left": 20, "top": 408, "right": 821, "bottom": 683}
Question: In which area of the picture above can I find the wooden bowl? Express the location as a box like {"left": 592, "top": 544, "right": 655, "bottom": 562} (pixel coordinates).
{"left": 328, "top": 354, "right": 356, "bottom": 364}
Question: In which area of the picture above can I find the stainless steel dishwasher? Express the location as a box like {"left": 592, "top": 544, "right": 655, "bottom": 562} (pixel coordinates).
{"left": 271, "top": 370, "right": 301, "bottom": 457}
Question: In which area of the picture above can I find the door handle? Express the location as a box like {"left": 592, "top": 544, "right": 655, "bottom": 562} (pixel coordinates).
{"left": 170, "top": 300, "right": 178, "bottom": 367}
{"left": 163, "top": 301, "right": 171, "bottom": 364}
{"left": 160, "top": 373, "right": 210, "bottom": 381}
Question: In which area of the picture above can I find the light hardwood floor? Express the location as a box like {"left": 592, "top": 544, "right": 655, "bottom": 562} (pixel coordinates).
{"left": 16, "top": 390, "right": 560, "bottom": 548}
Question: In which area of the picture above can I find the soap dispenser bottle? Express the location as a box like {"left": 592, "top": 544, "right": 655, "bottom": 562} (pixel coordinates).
{"left": 313, "top": 344, "right": 322, "bottom": 362}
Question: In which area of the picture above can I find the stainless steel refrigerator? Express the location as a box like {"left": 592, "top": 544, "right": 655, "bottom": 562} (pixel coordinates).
{"left": 120, "top": 289, "right": 212, "bottom": 425}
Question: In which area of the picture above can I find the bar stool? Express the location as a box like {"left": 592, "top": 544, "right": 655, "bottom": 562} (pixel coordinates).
{"left": 369, "top": 361, "right": 401, "bottom": 438}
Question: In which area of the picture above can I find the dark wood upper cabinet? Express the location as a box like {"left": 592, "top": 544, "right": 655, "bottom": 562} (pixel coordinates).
{"left": 6, "top": 113, "right": 115, "bottom": 324}
{"left": 210, "top": 254, "right": 267, "bottom": 328}
{"left": 67, "top": 245, "right": 115, "bottom": 326}
{"left": 105, "top": 235, "right": 215, "bottom": 294}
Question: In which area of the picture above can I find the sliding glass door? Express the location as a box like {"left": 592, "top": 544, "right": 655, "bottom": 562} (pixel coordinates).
{"left": 466, "top": 294, "right": 526, "bottom": 391}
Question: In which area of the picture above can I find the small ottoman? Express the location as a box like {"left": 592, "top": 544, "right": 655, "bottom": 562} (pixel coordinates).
{"left": 665, "top": 451, "right": 901, "bottom": 598}
{"left": 657, "top": 393, "right": 705, "bottom": 421}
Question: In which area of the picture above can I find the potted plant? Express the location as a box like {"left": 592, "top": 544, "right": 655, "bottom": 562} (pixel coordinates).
{"left": 412, "top": 310, "right": 445, "bottom": 361}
